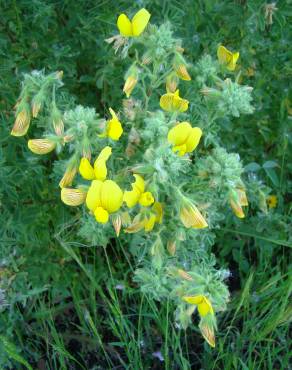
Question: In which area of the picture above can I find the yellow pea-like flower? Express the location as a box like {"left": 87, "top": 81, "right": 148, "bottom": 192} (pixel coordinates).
{"left": 160, "top": 90, "right": 189, "bottom": 113}
{"left": 117, "top": 8, "right": 151, "bottom": 37}
{"left": 106, "top": 108, "right": 123, "bottom": 140}
{"left": 28, "top": 138, "right": 56, "bottom": 155}
{"left": 217, "top": 45, "right": 239, "bottom": 71}
{"left": 79, "top": 146, "right": 112, "bottom": 182}
{"left": 85, "top": 179, "right": 123, "bottom": 224}
{"left": 125, "top": 201, "right": 163, "bottom": 233}
{"left": 123, "top": 174, "right": 154, "bottom": 208}
{"left": 168, "top": 122, "right": 202, "bottom": 156}
{"left": 61, "top": 188, "right": 87, "bottom": 206}
{"left": 100, "top": 109, "right": 123, "bottom": 140}
{"left": 183, "top": 295, "right": 214, "bottom": 317}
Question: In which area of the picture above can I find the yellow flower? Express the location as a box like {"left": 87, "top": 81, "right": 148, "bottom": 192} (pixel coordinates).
{"left": 168, "top": 122, "right": 202, "bottom": 156}
{"left": 183, "top": 295, "right": 214, "bottom": 317}
{"left": 160, "top": 90, "right": 189, "bottom": 113}
{"left": 61, "top": 188, "right": 87, "bottom": 206}
{"left": 79, "top": 146, "right": 112, "bottom": 181}
{"left": 11, "top": 108, "right": 31, "bottom": 137}
{"left": 217, "top": 45, "right": 239, "bottom": 71}
{"left": 229, "top": 188, "right": 248, "bottom": 218}
{"left": 99, "top": 109, "right": 123, "bottom": 141}
{"left": 123, "top": 76, "right": 138, "bottom": 98}
{"left": 86, "top": 179, "right": 123, "bottom": 224}
{"left": 180, "top": 202, "right": 208, "bottom": 229}
{"left": 123, "top": 174, "right": 154, "bottom": 208}
{"left": 117, "top": 8, "right": 151, "bottom": 37}
{"left": 28, "top": 138, "right": 56, "bottom": 155}
{"left": 267, "top": 195, "right": 277, "bottom": 208}
{"left": 125, "top": 202, "right": 163, "bottom": 233}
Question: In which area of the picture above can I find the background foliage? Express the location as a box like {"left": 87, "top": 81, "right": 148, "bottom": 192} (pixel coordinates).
{"left": 0, "top": 0, "right": 291, "bottom": 369}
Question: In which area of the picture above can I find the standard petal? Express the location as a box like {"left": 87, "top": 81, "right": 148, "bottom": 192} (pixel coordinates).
{"left": 132, "top": 8, "right": 151, "bottom": 36}
{"left": 117, "top": 13, "right": 133, "bottom": 36}
{"left": 185, "top": 127, "right": 202, "bottom": 153}
{"left": 168, "top": 122, "right": 192, "bottom": 146}
{"left": 101, "top": 180, "right": 123, "bottom": 213}
{"left": 79, "top": 158, "right": 95, "bottom": 180}
{"left": 217, "top": 45, "right": 232, "bottom": 65}
{"left": 94, "top": 160, "right": 107, "bottom": 181}
{"left": 96, "top": 146, "right": 112, "bottom": 162}
{"left": 86, "top": 180, "right": 103, "bottom": 211}
{"left": 160, "top": 93, "right": 174, "bottom": 111}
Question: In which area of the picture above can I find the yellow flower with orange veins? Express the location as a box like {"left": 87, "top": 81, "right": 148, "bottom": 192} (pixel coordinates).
{"left": 160, "top": 90, "right": 189, "bottom": 113}
{"left": 217, "top": 45, "right": 239, "bottom": 71}
{"left": 28, "top": 138, "right": 56, "bottom": 155}
{"left": 11, "top": 105, "right": 31, "bottom": 137}
{"left": 61, "top": 188, "right": 87, "bottom": 206}
{"left": 79, "top": 146, "right": 112, "bottom": 181}
{"left": 183, "top": 295, "right": 214, "bottom": 317}
{"left": 168, "top": 122, "right": 202, "bottom": 156}
{"left": 229, "top": 188, "right": 248, "bottom": 218}
{"left": 123, "top": 174, "right": 154, "bottom": 208}
{"left": 126, "top": 202, "right": 163, "bottom": 233}
{"left": 100, "top": 108, "right": 123, "bottom": 141}
{"left": 180, "top": 201, "right": 208, "bottom": 229}
{"left": 117, "top": 8, "right": 151, "bottom": 37}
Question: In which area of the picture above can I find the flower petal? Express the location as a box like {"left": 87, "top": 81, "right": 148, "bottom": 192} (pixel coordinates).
{"left": 101, "top": 180, "right": 123, "bottom": 213}
{"left": 79, "top": 158, "right": 95, "bottom": 180}
{"left": 123, "top": 189, "right": 140, "bottom": 208}
{"left": 86, "top": 180, "right": 103, "bottom": 211}
{"left": 117, "top": 13, "right": 133, "bottom": 36}
{"left": 185, "top": 127, "right": 202, "bottom": 153}
{"left": 168, "top": 122, "right": 192, "bottom": 146}
{"left": 132, "top": 8, "right": 151, "bottom": 36}
{"left": 139, "top": 191, "right": 154, "bottom": 207}
{"left": 183, "top": 295, "right": 204, "bottom": 305}
{"left": 94, "top": 206, "right": 109, "bottom": 223}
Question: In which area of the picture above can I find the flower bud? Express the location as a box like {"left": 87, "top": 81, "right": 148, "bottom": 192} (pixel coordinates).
{"left": 28, "top": 138, "right": 56, "bottom": 155}
{"left": 61, "top": 188, "right": 87, "bottom": 206}
{"left": 59, "top": 155, "right": 79, "bottom": 188}
{"left": 166, "top": 72, "right": 179, "bottom": 93}
{"left": 11, "top": 103, "right": 31, "bottom": 137}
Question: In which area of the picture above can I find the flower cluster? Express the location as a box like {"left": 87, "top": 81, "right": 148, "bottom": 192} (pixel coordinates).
{"left": 11, "top": 7, "right": 252, "bottom": 348}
